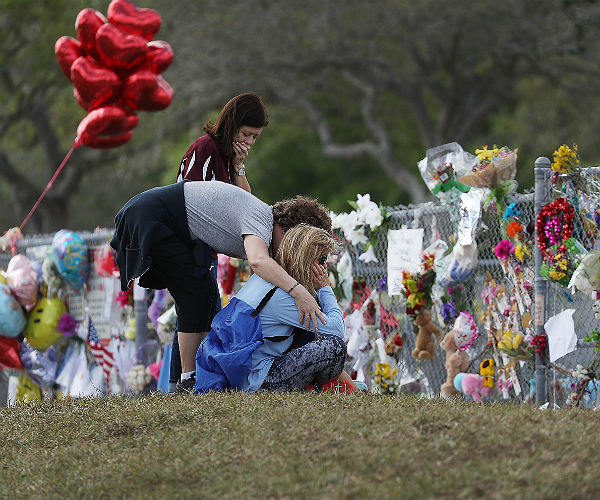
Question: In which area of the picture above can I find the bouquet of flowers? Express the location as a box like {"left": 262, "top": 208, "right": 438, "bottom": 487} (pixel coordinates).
{"left": 551, "top": 144, "right": 580, "bottom": 175}
{"left": 458, "top": 145, "right": 518, "bottom": 189}
{"left": 331, "top": 193, "right": 391, "bottom": 264}
{"left": 401, "top": 253, "right": 436, "bottom": 315}
{"left": 496, "top": 330, "right": 535, "bottom": 362}
{"left": 371, "top": 362, "right": 399, "bottom": 395}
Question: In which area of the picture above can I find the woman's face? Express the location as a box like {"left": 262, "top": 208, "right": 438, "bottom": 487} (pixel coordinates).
{"left": 234, "top": 125, "right": 264, "bottom": 146}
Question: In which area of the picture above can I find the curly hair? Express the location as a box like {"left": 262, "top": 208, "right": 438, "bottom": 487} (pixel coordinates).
{"left": 272, "top": 195, "right": 332, "bottom": 234}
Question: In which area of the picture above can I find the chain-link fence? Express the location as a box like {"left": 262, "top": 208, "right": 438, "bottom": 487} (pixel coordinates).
{"left": 339, "top": 159, "right": 600, "bottom": 406}
{"left": 339, "top": 190, "right": 537, "bottom": 400}
{"left": 2, "top": 160, "right": 600, "bottom": 406}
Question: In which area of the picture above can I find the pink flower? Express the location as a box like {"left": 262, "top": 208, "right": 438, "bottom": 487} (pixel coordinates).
{"left": 481, "top": 285, "right": 499, "bottom": 305}
{"left": 494, "top": 239, "right": 515, "bottom": 262}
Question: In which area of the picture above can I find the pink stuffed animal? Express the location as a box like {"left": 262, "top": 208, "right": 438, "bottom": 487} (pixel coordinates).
{"left": 454, "top": 373, "right": 493, "bottom": 403}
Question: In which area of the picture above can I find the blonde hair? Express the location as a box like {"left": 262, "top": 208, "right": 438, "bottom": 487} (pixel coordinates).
{"left": 275, "top": 224, "right": 337, "bottom": 297}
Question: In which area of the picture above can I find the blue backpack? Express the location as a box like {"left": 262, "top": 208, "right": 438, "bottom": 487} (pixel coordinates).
{"left": 194, "top": 286, "right": 283, "bottom": 393}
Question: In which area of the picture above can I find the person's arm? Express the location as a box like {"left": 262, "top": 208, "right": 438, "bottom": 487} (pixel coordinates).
{"left": 231, "top": 165, "right": 251, "bottom": 193}
{"left": 243, "top": 234, "right": 326, "bottom": 330}
{"left": 231, "top": 141, "right": 251, "bottom": 193}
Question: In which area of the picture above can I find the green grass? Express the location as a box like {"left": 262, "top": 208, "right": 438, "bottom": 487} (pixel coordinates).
{"left": 2, "top": 392, "right": 600, "bottom": 499}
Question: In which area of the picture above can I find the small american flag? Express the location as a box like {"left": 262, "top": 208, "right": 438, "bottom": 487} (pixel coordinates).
{"left": 87, "top": 317, "right": 115, "bottom": 391}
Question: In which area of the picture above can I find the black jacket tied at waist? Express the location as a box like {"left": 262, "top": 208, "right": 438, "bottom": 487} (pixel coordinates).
{"left": 110, "top": 181, "right": 211, "bottom": 292}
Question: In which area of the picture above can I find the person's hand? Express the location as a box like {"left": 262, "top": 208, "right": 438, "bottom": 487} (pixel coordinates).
{"left": 290, "top": 283, "right": 326, "bottom": 331}
{"left": 232, "top": 141, "right": 251, "bottom": 169}
{"left": 311, "top": 261, "right": 331, "bottom": 290}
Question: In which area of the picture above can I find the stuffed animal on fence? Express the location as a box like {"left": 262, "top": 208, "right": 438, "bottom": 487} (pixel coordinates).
{"left": 454, "top": 373, "right": 493, "bottom": 403}
{"left": 411, "top": 309, "right": 442, "bottom": 360}
{"left": 440, "top": 312, "right": 479, "bottom": 397}
{"left": 440, "top": 329, "right": 469, "bottom": 398}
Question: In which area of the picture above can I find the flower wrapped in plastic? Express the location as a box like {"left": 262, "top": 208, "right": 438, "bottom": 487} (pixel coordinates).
{"left": 539, "top": 238, "right": 586, "bottom": 287}
{"left": 458, "top": 145, "right": 518, "bottom": 189}
{"left": 568, "top": 250, "right": 600, "bottom": 298}
{"left": 496, "top": 330, "right": 535, "bottom": 362}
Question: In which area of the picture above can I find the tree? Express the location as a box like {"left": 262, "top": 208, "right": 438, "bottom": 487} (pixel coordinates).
{"left": 162, "top": 0, "right": 600, "bottom": 203}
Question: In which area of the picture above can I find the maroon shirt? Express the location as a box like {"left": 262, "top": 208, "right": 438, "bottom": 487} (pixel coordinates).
{"left": 176, "top": 135, "right": 234, "bottom": 184}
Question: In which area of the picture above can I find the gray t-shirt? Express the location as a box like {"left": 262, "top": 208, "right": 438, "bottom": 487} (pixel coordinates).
{"left": 183, "top": 181, "right": 273, "bottom": 258}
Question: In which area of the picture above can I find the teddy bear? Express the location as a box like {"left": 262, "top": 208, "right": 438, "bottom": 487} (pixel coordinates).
{"left": 411, "top": 309, "right": 442, "bottom": 360}
{"left": 439, "top": 329, "right": 469, "bottom": 398}
{"left": 454, "top": 373, "right": 493, "bottom": 403}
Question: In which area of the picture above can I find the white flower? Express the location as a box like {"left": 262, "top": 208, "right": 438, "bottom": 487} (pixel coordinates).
{"left": 347, "top": 227, "right": 369, "bottom": 246}
{"left": 361, "top": 205, "right": 383, "bottom": 229}
{"left": 337, "top": 251, "right": 353, "bottom": 299}
{"left": 356, "top": 193, "right": 372, "bottom": 211}
{"left": 359, "top": 244, "right": 378, "bottom": 263}
{"left": 331, "top": 211, "right": 346, "bottom": 230}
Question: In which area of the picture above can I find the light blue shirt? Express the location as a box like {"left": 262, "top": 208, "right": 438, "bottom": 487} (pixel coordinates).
{"left": 234, "top": 274, "right": 345, "bottom": 392}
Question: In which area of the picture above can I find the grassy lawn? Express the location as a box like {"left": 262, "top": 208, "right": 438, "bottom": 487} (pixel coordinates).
{"left": 2, "top": 391, "right": 600, "bottom": 499}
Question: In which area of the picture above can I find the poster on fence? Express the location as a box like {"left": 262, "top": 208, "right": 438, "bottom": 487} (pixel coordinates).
{"left": 387, "top": 227, "right": 424, "bottom": 296}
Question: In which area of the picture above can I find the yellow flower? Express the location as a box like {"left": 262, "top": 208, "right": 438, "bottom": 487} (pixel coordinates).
{"left": 549, "top": 270, "right": 566, "bottom": 280}
{"left": 512, "top": 333, "right": 523, "bottom": 349}
{"left": 552, "top": 144, "right": 580, "bottom": 173}
{"left": 515, "top": 244, "right": 524, "bottom": 262}
{"left": 476, "top": 145, "right": 499, "bottom": 162}
{"left": 498, "top": 341, "right": 506, "bottom": 349}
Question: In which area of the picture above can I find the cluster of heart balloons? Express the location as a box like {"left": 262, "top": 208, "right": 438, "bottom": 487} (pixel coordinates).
{"left": 54, "top": 0, "right": 173, "bottom": 149}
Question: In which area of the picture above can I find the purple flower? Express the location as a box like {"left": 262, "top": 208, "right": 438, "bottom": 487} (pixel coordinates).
{"left": 377, "top": 276, "right": 388, "bottom": 292}
{"left": 441, "top": 301, "right": 458, "bottom": 323}
{"left": 494, "top": 239, "right": 515, "bottom": 262}
{"left": 57, "top": 313, "right": 77, "bottom": 337}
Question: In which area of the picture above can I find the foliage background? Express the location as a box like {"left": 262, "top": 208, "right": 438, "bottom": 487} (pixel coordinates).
{"left": 2, "top": 0, "right": 600, "bottom": 233}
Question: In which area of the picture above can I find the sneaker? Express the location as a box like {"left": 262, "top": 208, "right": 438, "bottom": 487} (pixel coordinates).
{"left": 320, "top": 380, "right": 356, "bottom": 394}
{"left": 175, "top": 375, "right": 195, "bottom": 394}
{"left": 353, "top": 380, "right": 369, "bottom": 393}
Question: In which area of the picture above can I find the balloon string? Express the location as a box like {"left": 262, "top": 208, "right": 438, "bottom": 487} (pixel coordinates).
{"left": 19, "top": 138, "right": 81, "bottom": 232}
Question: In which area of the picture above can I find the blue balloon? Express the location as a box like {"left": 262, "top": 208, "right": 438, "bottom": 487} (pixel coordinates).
{"left": 52, "top": 229, "right": 89, "bottom": 291}
{"left": 0, "top": 282, "right": 27, "bottom": 337}
{"left": 454, "top": 372, "right": 466, "bottom": 393}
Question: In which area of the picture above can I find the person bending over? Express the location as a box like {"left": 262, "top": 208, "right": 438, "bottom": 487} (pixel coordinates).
{"left": 110, "top": 181, "right": 332, "bottom": 393}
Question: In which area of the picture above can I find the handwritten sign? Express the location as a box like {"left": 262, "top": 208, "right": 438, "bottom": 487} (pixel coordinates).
{"left": 387, "top": 228, "right": 424, "bottom": 296}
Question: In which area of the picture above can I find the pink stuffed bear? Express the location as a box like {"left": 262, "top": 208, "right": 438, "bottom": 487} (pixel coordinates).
{"left": 454, "top": 373, "right": 493, "bottom": 403}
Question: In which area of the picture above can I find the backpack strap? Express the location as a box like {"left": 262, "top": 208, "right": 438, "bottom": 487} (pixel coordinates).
{"left": 251, "top": 286, "right": 278, "bottom": 318}
{"left": 251, "top": 285, "right": 290, "bottom": 342}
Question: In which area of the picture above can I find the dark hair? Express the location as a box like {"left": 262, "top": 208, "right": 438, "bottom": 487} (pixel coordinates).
{"left": 272, "top": 196, "right": 332, "bottom": 234}
{"left": 203, "top": 92, "right": 269, "bottom": 161}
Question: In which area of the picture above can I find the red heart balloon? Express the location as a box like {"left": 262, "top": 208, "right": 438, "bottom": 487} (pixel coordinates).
{"left": 55, "top": 36, "right": 82, "bottom": 80}
{"left": 75, "top": 8, "right": 107, "bottom": 57}
{"left": 108, "top": 0, "right": 161, "bottom": 41}
{"left": 95, "top": 23, "right": 148, "bottom": 70}
{"left": 138, "top": 40, "right": 173, "bottom": 74}
{"left": 85, "top": 133, "right": 133, "bottom": 149}
{"left": 73, "top": 88, "right": 91, "bottom": 111}
{"left": 77, "top": 106, "right": 139, "bottom": 148}
{"left": 121, "top": 70, "right": 173, "bottom": 111}
{"left": 71, "top": 56, "right": 121, "bottom": 109}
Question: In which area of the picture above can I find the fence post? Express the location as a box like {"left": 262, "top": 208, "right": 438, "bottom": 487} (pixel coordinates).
{"left": 534, "top": 156, "right": 551, "bottom": 404}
